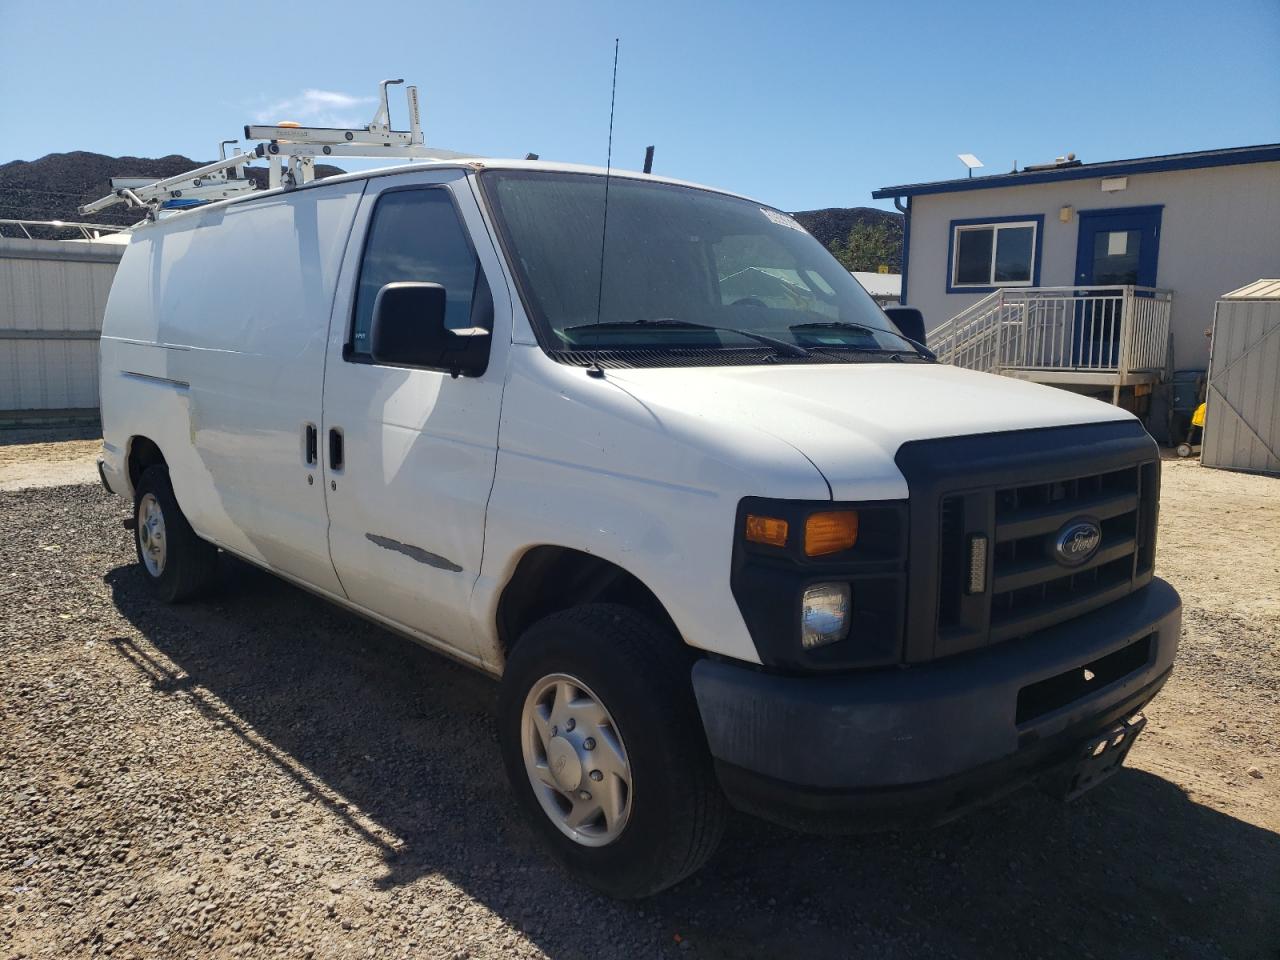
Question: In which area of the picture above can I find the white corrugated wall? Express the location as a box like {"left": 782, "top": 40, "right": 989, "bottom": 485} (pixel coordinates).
{"left": 0, "top": 238, "right": 123, "bottom": 413}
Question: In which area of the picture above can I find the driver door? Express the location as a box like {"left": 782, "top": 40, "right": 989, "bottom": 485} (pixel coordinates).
{"left": 320, "top": 170, "right": 510, "bottom": 667}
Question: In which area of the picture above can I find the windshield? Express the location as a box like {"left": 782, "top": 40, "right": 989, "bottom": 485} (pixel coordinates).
{"left": 480, "top": 170, "right": 916, "bottom": 359}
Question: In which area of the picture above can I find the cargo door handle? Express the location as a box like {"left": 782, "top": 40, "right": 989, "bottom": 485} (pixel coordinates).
{"left": 329, "top": 427, "right": 344, "bottom": 471}
{"left": 304, "top": 424, "right": 318, "bottom": 465}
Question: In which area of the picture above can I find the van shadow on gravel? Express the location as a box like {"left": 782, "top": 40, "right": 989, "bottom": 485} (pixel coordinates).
{"left": 103, "top": 557, "right": 1279, "bottom": 960}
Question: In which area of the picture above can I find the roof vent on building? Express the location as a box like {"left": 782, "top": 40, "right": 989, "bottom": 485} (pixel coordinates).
{"left": 1022, "top": 152, "right": 1082, "bottom": 172}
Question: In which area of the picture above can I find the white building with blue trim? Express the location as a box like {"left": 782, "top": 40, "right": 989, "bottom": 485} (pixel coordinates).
{"left": 873, "top": 144, "right": 1280, "bottom": 410}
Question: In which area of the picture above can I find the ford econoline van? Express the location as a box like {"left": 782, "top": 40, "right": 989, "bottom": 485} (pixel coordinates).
{"left": 98, "top": 160, "right": 1181, "bottom": 897}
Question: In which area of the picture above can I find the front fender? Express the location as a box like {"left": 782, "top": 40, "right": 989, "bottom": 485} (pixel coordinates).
{"left": 473, "top": 455, "right": 758, "bottom": 665}
{"left": 470, "top": 349, "right": 832, "bottom": 667}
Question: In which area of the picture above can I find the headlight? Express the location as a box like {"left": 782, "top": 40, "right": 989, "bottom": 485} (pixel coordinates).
{"left": 800, "top": 582, "right": 851, "bottom": 649}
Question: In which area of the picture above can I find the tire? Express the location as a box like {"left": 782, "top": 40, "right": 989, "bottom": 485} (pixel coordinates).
{"left": 498, "top": 603, "right": 727, "bottom": 898}
{"left": 133, "top": 464, "right": 218, "bottom": 603}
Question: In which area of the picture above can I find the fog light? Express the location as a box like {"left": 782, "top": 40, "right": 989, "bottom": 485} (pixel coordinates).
{"left": 801, "top": 582, "right": 851, "bottom": 649}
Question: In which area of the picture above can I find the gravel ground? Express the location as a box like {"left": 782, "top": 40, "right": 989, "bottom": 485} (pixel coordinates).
{"left": 1, "top": 452, "right": 1277, "bottom": 959}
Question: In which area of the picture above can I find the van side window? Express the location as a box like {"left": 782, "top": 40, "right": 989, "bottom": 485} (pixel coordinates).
{"left": 349, "top": 189, "right": 491, "bottom": 360}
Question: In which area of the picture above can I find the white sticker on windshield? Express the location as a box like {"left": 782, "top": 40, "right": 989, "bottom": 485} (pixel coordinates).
{"left": 761, "top": 207, "right": 807, "bottom": 233}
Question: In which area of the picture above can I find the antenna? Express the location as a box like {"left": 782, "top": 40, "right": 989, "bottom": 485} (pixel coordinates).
{"left": 957, "top": 153, "right": 984, "bottom": 178}
{"left": 588, "top": 38, "right": 620, "bottom": 379}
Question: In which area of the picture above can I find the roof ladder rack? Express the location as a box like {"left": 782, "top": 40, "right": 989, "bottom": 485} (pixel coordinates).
{"left": 78, "top": 78, "right": 474, "bottom": 219}
{"left": 78, "top": 142, "right": 256, "bottom": 219}
{"left": 245, "top": 79, "right": 473, "bottom": 189}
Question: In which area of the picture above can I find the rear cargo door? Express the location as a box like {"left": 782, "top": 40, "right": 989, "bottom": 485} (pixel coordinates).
{"left": 320, "top": 169, "right": 508, "bottom": 665}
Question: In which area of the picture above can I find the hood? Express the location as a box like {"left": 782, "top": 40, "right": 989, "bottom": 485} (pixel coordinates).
{"left": 603, "top": 362, "right": 1135, "bottom": 500}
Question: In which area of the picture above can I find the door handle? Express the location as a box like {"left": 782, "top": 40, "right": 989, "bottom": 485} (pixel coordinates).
{"left": 304, "top": 423, "right": 318, "bottom": 465}
{"left": 329, "top": 427, "right": 344, "bottom": 471}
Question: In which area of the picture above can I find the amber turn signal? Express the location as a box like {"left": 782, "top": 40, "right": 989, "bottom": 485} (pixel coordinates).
{"left": 745, "top": 514, "right": 789, "bottom": 548}
{"left": 804, "top": 511, "right": 859, "bottom": 556}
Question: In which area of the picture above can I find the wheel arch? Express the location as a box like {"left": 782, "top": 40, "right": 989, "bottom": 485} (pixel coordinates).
{"left": 496, "top": 546, "right": 683, "bottom": 662}
{"left": 126, "top": 435, "right": 167, "bottom": 493}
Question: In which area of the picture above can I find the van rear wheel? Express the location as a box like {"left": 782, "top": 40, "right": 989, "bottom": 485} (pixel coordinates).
{"left": 133, "top": 465, "right": 218, "bottom": 603}
{"left": 498, "top": 604, "right": 727, "bottom": 898}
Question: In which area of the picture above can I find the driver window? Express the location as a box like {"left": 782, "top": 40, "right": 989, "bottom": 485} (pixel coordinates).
{"left": 349, "top": 189, "right": 490, "bottom": 360}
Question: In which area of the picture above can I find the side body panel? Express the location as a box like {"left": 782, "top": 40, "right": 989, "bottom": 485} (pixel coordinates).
{"left": 99, "top": 182, "right": 366, "bottom": 596}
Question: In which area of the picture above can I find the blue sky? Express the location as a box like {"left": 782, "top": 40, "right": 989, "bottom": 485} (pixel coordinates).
{"left": 3, "top": 0, "right": 1278, "bottom": 211}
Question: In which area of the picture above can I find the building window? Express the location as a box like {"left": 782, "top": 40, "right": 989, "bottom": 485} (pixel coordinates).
{"left": 948, "top": 216, "right": 1042, "bottom": 292}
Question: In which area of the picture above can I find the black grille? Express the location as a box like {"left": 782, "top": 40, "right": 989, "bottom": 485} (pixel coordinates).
{"left": 937, "top": 496, "right": 965, "bottom": 630}
{"left": 988, "top": 466, "right": 1146, "bottom": 642}
{"left": 895, "top": 421, "right": 1161, "bottom": 663}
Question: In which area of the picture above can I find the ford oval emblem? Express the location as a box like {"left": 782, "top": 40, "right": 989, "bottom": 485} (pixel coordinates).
{"left": 1053, "top": 519, "right": 1102, "bottom": 567}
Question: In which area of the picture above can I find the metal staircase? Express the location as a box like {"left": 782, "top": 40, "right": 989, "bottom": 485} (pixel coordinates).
{"left": 931, "top": 286, "right": 1173, "bottom": 402}
{"left": 930, "top": 290, "right": 1022, "bottom": 374}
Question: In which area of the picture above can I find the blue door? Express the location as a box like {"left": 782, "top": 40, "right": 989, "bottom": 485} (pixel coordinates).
{"left": 1072, "top": 206, "right": 1162, "bottom": 366}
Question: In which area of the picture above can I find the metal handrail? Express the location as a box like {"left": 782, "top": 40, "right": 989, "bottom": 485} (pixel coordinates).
{"left": 994, "top": 284, "right": 1173, "bottom": 296}
{"left": 932, "top": 289, "right": 1010, "bottom": 372}
{"left": 930, "top": 289, "right": 1001, "bottom": 345}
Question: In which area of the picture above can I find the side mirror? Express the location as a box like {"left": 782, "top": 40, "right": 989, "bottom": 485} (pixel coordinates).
{"left": 882, "top": 306, "right": 927, "bottom": 347}
{"left": 370, "top": 282, "right": 489, "bottom": 377}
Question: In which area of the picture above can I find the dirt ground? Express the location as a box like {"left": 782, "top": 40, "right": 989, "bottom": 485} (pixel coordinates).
{"left": 0, "top": 437, "right": 1276, "bottom": 960}
{"left": 0, "top": 428, "right": 101, "bottom": 492}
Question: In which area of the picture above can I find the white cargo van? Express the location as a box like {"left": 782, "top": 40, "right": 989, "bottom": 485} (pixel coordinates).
{"left": 98, "top": 159, "right": 1181, "bottom": 897}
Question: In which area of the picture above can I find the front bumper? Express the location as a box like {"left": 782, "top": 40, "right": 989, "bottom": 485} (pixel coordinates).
{"left": 692, "top": 577, "right": 1181, "bottom": 832}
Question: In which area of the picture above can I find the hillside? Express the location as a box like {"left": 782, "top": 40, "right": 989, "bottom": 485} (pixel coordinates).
{"left": 0, "top": 152, "right": 344, "bottom": 233}
{"left": 791, "top": 206, "right": 904, "bottom": 270}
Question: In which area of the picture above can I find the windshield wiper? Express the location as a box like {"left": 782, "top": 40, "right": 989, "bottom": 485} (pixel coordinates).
{"left": 564, "top": 318, "right": 811, "bottom": 358}
{"left": 789, "top": 321, "right": 936, "bottom": 361}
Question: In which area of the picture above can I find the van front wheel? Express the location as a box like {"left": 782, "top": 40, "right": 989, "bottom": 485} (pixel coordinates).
{"left": 498, "top": 604, "right": 727, "bottom": 898}
{"left": 133, "top": 465, "right": 218, "bottom": 603}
